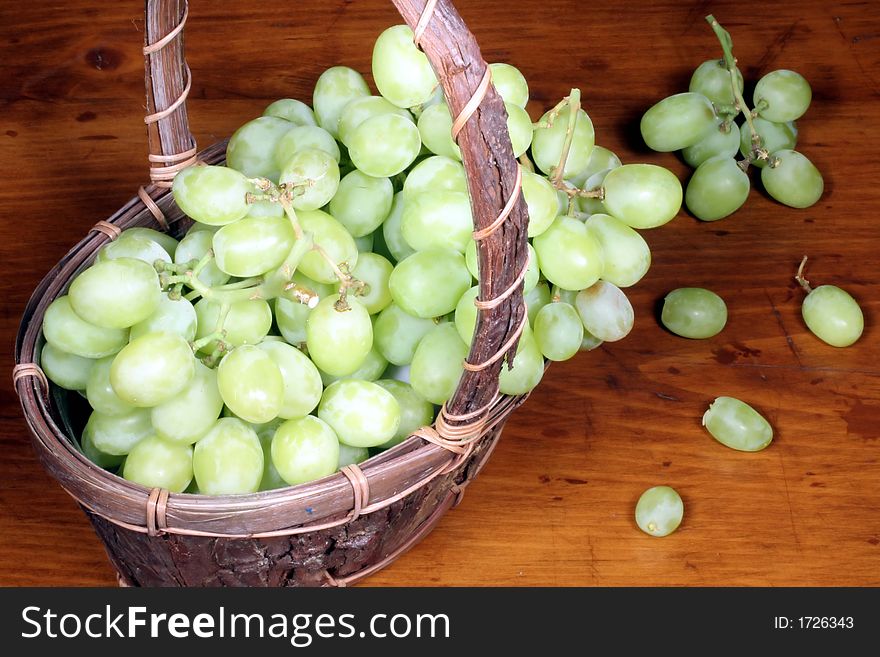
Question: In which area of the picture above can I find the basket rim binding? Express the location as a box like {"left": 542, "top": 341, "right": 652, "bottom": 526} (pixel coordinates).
{"left": 13, "top": 0, "right": 530, "bottom": 543}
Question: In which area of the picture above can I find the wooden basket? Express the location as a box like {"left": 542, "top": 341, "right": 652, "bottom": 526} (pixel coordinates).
{"left": 12, "top": 0, "right": 529, "bottom": 587}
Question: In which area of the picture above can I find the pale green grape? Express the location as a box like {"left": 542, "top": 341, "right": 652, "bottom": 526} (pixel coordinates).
{"left": 278, "top": 148, "right": 340, "bottom": 211}
{"left": 635, "top": 486, "right": 683, "bottom": 537}
{"left": 348, "top": 113, "right": 421, "bottom": 177}
{"left": 454, "top": 285, "right": 480, "bottom": 345}
{"left": 338, "top": 444, "right": 370, "bottom": 468}
{"left": 296, "top": 209, "right": 359, "bottom": 284}
{"left": 524, "top": 282, "right": 551, "bottom": 326}
{"left": 373, "top": 303, "right": 441, "bottom": 365}
{"left": 534, "top": 302, "right": 583, "bottom": 361}
{"left": 212, "top": 214, "right": 295, "bottom": 277}
{"left": 760, "top": 149, "right": 823, "bottom": 209}
{"left": 130, "top": 294, "right": 197, "bottom": 342}
{"left": 110, "top": 332, "right": 195, "bottom": 407}
{"left": 584, "top": 214, "right": 651, "bottom": 287}
{"left": 328, "top": 170, "right": 394, "bottom": 237}
{"left": 264, "top": 98, "right": 317, "bottom": 126}
{"left": 271, "top": 416, "right": 340, "bottom": 485}
{"left": 193, "top": 417, "right": 264, "bottom": 495}
{"left": 754, "top": 69, "right": 811, "bottom": 123}
{"left": 355, "top": 232, "right": 375, "bottom": 253}
{"left": 306, "top": 295, "right": 373, "bottom": 377}
{"left": 533, "top": 216, "right": 603, "bottom": 291}
{"left": 274, "top": 125, "right": 341, "bottom": 168}
{"left": 226, "top": 116, "right": 295, "bottom": 181}
{"left": 575, "top": 281, "right": 634, "bottom": 342}
{"left": 41, "top": 342, "right": 94, "bottom": 391}
{"left": 388, "top": 248, "right": 471, "bottom": 318}
{"left": 551, "top": 285, "right": 578, "bottom": 305}
{"left": 682, "top": 122, "right": 741, "bottom": 168}
{"left": 382, "top": 363, "right": 411, "bottom": 384}
{"left": 337, "top": 95, "right": 412, "bottom": 146}
{"left": 505, "top": 102, "right": 533, "bottom": 158}
{"left": 246, "top": 197, "right": 284, "bottom": 218}
{"left": 123, "top": 227, "right": 179, "bottom": 259}
{"left": 122, "top": 436, "right": 193, "bottom": 492}
{"left": 372, "top": 24, "right": 438, "bottom": 109}
{"left": 464, "top": 239, "right": 479, "bottom": 280}
{"left": 801, "top": 285, "right": 863, "bottom": 347}
{"left": 576, "top": 168, "right": 613, "bottom": 216}
{"left": 151, "top": 361, "right": 224, "bottom": 444}
{"left": 689, "top": 59, "right": 744, "bottom": 106}
{"left": 69, "top": 258, "right": 160, "bottom": 329}
{"left": 217, "top": 345, "right": 283, "bottom": 424}
{"left": 661, "top": 287, "right": 727, "bottom": 339}
{"left": 194, "top": 298, "right": 272, "bottom": 352}
{"left": 320, "top": 345, "right": 388, "bottom": 386}
{"left": 489, "top": 62, "right": 529, "bottom": 108}
{"left": 402, "top": 191, "right": 472, "bottom": 253}
{"left": 86, "top": 355, "right": 135, "bottom": 416}
{"left": 43, "top": 296, "right": 129, "bottom": 359}
{"left": 703, "top": 397, "right": 773, "bottom": 452}
{"left": 739, "top": 118, "right": 797, "bottom": 167}
{"left": 382, "top": 193, "right": 415, "bottom": 263}
{"left": 257, "top": 425, "right": 287, "bottom": 491}
{"left": 96, "top": 233, "right": 171, "bottom": 266}
{"left": 641, "top": 92, "right": 716, "bottom": 152}
{"left": 580, "top": 330, "right": 603, "bottom": 352}
{"left": 172, "top": 165, "right": 251, "bottom": 226}
{"left": 685, "top": 155, "right": 750, "bottom": 221}
{"left": 80, "top": 428, "right": 124, "bottom": 470}
{"left": 498, "top": 328, "right": 544, "bottom": 395}
{"left": 346, "top": 252, "right": 394, "bottom": 314}
{"left": 521, "top": 170, "right": 559, "bottom": 238}
{"left": 318, "top": 379, "right": 400, "bottom": 447}
{"left": 274, "top": 272, "right": 332, "bottom": 344}
{"left": 568, "top": 145, "right": 622, "bottom": 189}
{"left": 417, "top": 102, "right": 461, "bottom": 160}
{"left": 410, "top": 323, "right": 468, "bottom": 405}
{"left": 174, "top": 228, "right": 230, "bottom": 288}
{"left": 602, "top": 164, "right": 683, "bottom": 229}
{"left": 532, "top": 107, "right": 595, "bottom": 178}
{"left": 312, "top": 66, "right": 370, "bottom": 138}
{"left": 375, "top": 379, "right": 434, "bottom": 449}
{"left": 83, "top": 407, "right": 152, "bottom": 456}
{"left": 257, "top": 340, "right": 323, "bottom": 418}
{"left": 403, "top": 156, "right": 467, "bottom": 197}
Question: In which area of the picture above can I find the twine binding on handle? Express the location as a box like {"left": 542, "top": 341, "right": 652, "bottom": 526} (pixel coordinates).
{"left": 12, "top": 363, "right": 49, "bottom": 397}
{"left": 137, "top": 186, "right": 168, "bottom": 229}
{"left": 412, "top": 0, "right": 439, "bottom": 48}
{"left": 89, "top": 220, "right": 122, "bottom": 241}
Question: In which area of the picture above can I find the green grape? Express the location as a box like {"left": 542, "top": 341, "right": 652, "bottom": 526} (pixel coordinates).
{"left": 246, "top": 197, "right": 284, "bottom": 218}
{"left": 523, "top": 243, "right": 540, "bottom": 292}
{"left": 682, "top": 122, "right": 741, "bottom": 168}
{"left": 388, "top": 248, "right": 471, "bottom": 318}
{"left": 551, "top": 285, "right": 578, "bottom": 305}
{"left": 454, "top": 285, "right": 480, "bottom": 345}
{"left": 257, "top": 340, "right": 323, "bottom": 418}
{"left": 568, "top": 145, "right": 622, "bottom": 189}
{"left": 685, "top": 155, "right": 750, "bottom": 221}
{"left": 194, "top": 298, "right": 272, "bottom": 352}
{"left": 346, "top": 252, "right": 394, "bottom": 314}
{"left": 212, "top": 214, "right": 295, "bottom": 278}
{"left": 754, "top": 69, "right": 812, "bottom": 123}
{"left": 69, "top": 258, "right": 160, "bottom": 329}
{"left": 355, "top": 232, "right": 375, "bottom": 253}
{"left": 576, "top": 168, "right": 613, "bottom": 216}
{"left": 382, "top": 363, "right": 411, "bottom": 384}
{"left": 499, "top": 327, "right": 544, "bottom": 395}
{"left": 382, "top": 192, "right": 415, "bottom": 263}
{"left": 584, "top": 214, "right": 651, "bottom": 287}
{"left": 318, "top": 379, "right": 400, "bottom": 447}
{"left": 417, "top": 103, "right": 461, "bottom": 160}
{"left": 640, "top": 92, "right": 716, "bottom": 152}
{"left": 86, "top": 356, "right": 135, "bottom": 416}
{"left": 263, "top": 98, "right": 317, "bottom": 126}
{"left": 296, "top": 209, "right": 359, "bottom": 284}
{"left": 328, "top": 170, "right": 394, "bottom": 237}
{"left": 402, "top": 191, "right": 472, "bottom": 253}
{"left": 151, "top": 361, "right": 224, "bottom": 444}
{"left": 338, "top": 444, "right": 370, "bottom": 468}
{"left": 533, "top": 216, "right": 603, "bottom": 291}
{"left": 505, "top": 102, "right": 533, "bottom": 158}
{"left": 320, "top": 345, "right": 388, "bottom": 386}
{"left": 532, "top": 107, "right": 595, "bottom": 178}
{"left": 83, "top": 407, "right": 152, "bottom": 456}
{"left": 580, "top": 330, "right": 603, "bottom": 352}
{"left": 174, "top": 228, "right": 230, "bottom": 288}
{"left": 373, "top": 303, "right": 440, "bottom": 365}
{"left": 635, "top": 486, "right": 683, "bottom": 537}
{"left": 661, "top": 287, "right": 727, "bottom": 339}
{"left": 375, "top": 379, "right": 434, "bottom": 448}
{"left": 739, "top": 118, "right": 797, "bottom": 167}
{"left": 348, "top": 113, "right": 421, "bottom": 178}
{"left": 172, "top": 165, "right": 251, "bottom": 226}
{"left": 533, "top": 302, "right": 583, "bottom": 362}
{"left": 602, "top": 164, "right": 683, "bottom": 229}
{"left": 464, "top": 239, "right": 479, "bottom": 280}
{"left": 226, "top": 116, "right": 295, "bottom": 181}
{"left": 521, "top": 170, "right": 559, "bottom": 238}
{"left": 489, "top": 62, "right": 529, "bottom": 108}
{"left": 410, "top": 323, "right": 468, "bottom": 405}
{"left": 403, "top": 156, "right": 467, "bottom": 197}
{"left": 193, "top": 417, "right": 264, "bottom": 495}
{"left": 274, "top": 125, "right": 341, "bottom": 169}
{"left": 337, "top": 95, "right": 413, "bottom": 147}
{"left": 110, "top": 332, "right": 195, "bottom": 407}
{"left": 524, "top": 282, "right": 551, "bottom": 326}
{"left": 122, "top": 227, "right": 179, "bottom": 259}
{"left": 801, "top": 285, "right": 863, "bottom": 348}
{"left": 278, "top": 148, "right": 340, "bottom": 211}
{"left": 40, "top": 342, "right": 94, "bottom": 391}
{"left": 689, "top": 59, "right": 744, "bottom": 106}
{"left": 271, "top": 416, "right": 340, "bottom": 485}
{"left": 306, "top": 295, "right": 373, "bottom": 377}
{"left": 42, "top": 296, "right": 129, "bottom": 359}
{"left": 312, "top": 66, "right": 370, "bottom": 138}
{"left": 760, "top": 149, "right": 823, "bottom": 209}
{"left": 217, "top": 345, "right": 283, "bottom": 424}
{"left": 80, "top": 428, "right": 124, "bottom": 470}
{"left": 703, "top": 397, "right": 773, "bottom": 452}
{"left": 575, "top": 281, "right": 634, "bottom": 342}
{"left": 372, "top": 24, "right": 438, "bottom": 109}
{"left": 96, "top": 233, "right": 172, "bottom": 266}
{"left": 130, "top": 294, "right": 197, "bottom": 342}
{"left": 122, "top": 436, "right": 193, "bottom": 492}
{"left": 257, "top": 424, "right": 287, "bottom": 491}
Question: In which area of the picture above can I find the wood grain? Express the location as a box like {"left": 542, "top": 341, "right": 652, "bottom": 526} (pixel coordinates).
{"left": 1, "top": 0, "right": 878, "bottom": 586}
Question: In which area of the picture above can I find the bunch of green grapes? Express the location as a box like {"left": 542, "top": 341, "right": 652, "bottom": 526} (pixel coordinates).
{"left": 640, "top": 15, "right": 824, "bottom": 221}
{"left": 40, "top": 23, "right": 683, "bottom": 496}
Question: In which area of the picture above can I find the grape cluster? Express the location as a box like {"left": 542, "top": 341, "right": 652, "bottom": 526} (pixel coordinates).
{"left": 41, "top": 23, "right": 683, "bottom": 496}
{"left": 640, "top": 15, "right": 824, "bottom": 221}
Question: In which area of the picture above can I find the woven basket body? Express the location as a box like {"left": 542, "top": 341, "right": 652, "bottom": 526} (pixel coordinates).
{"left": 14, "top": 0, "right": 529, "bottom": 587}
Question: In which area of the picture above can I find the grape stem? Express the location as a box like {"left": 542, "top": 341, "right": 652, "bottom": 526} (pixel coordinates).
{"left": 795, "top": 255, "right": 814, "bottom": 294}
{"left": 551, "top": 88, "right": 581, "bottom": 189}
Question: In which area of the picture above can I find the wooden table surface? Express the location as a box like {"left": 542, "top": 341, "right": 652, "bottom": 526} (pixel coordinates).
{"left": 2, "top": 0, "right": 878, "bottom": 587}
